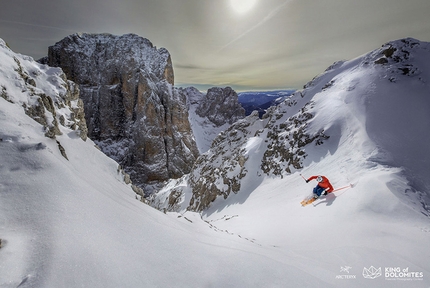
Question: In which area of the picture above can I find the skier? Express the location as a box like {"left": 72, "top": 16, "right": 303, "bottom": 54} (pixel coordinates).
{"left": 306, "top": 175, "right": 334, "bottom": 199}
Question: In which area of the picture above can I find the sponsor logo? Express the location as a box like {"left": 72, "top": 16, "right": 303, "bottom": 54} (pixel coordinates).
{"left": 363, "top": 266, "right": 382, "bottom": 279}
{"left": 335, "top": 266, "right": 356, "bottom": 280}
{"left": 385, "top": 267, "right": 424, "bottom": 281}
{"left": 362, "top": 266, "right": 424, "bottom": 281}
{"left": 336, "top": 264, "right": 425, "bottom": 282}
{"left": 340, "top": 266, "right": 352, "bottom": 273}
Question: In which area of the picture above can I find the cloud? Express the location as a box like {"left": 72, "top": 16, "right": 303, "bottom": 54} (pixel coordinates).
{"left": 0, "top": 20, "right": 76, "bottom": 33}
{"left": 2, "top": 0, "right": 430, "bottom": 91}
{"left": 219, "top": 0, "right": 292, "bottom": 51}
{"left": 174, "top": 63, "right": 213, "bottom": 71}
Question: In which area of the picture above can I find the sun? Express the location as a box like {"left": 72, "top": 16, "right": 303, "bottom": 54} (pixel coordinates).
{"left": 229, "top": 0, "right": 258, "bottom": 14}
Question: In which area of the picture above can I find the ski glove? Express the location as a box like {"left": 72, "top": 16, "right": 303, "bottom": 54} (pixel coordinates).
{"left": 322, "top": 188, "right": 329, "bottom": 195}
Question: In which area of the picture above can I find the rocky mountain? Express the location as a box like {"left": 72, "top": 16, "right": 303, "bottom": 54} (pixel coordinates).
{"left": 195, "top": 86, "right": 245, "bottom": 126}
{"left": 150, "top": 38, "right": 430, "bottom": 214}
{"left": 184, "top": 86, "right": 245, "bottom": 153}
{"left": 43, "top": 33, "right": 199, "bottom": 193}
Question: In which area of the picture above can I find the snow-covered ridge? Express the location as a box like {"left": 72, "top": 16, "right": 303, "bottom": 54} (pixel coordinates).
{"left": 0, "top": 38, "right": 87, "bottom": 145}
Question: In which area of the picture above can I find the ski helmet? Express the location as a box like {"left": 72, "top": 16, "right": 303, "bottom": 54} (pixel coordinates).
{"left": 317, "top": 176, "right": 323, "bottom": 182}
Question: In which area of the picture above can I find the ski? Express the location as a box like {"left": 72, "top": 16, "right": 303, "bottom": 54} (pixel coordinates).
{"left": 301, "top": 197, "right": 316, "bottom": 207}
{"left": 300, "top": 183, "right": 353, "bottom": 206}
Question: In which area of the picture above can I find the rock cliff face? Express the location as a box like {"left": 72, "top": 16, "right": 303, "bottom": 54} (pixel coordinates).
{"left": 195, "top": 87, "right": 245, "bottom": 127}
{"left": 185, "top": 86, "right": 246, "bottom": 153}
{"left": 45, "top": 33, "right": 199, "bottom": 192}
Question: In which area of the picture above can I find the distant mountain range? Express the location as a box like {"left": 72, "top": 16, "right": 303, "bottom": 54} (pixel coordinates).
{"left": 238, "top": 90, "right": 295, "bottom": 117}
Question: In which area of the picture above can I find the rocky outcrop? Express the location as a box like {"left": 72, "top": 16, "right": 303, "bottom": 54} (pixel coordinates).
{"left": 195, "top": 87, "right": 245, "bottom": 126}
{"left": 45, "top": 33, "right": 199, "bottom": 192}
{"left": 0, "top": 38, "right": 88, "bottom": 159}
{"left": 187, "top": 111, "right": 260, "bottom": 211}
{"left": 372, "top": 38, "right": 421, "bottom": 80}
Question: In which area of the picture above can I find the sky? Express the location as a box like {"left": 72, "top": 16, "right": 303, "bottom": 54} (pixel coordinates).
{"left": 1, "top": 0, "right": 430, "bottom": 91}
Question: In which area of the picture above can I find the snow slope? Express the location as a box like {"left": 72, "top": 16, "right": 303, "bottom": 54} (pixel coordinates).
{"left": 1, "top": 101, "right": 309, "bottom": 287}
{"left": 0, "top": 39, "right": 317, "bottom": 287}
{"left": 153, "top": 38, "right": 430, "bottom": 286}
{"left": 205, "top": 38, "right": 430, "bottom": 285}
{"left": 1, "top": 37, "right": 430, "bottom": 288}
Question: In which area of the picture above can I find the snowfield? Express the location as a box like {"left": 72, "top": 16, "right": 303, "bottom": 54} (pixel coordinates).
{"left": 1, "top": 37, "right": 430, "bottom": 287}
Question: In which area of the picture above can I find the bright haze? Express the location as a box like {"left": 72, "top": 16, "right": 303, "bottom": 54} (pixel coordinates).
{"left": 1, "top": 0, "right": 430, "bottom": 91}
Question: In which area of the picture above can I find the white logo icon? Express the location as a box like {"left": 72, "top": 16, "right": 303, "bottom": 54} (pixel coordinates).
{"left": 363, "top": 266, "right": 382, "bottom": 279}
{"left": 340, "top": 266, "right": 352, "bottom": 273}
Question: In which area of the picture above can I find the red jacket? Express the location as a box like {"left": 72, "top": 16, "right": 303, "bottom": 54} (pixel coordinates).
{"left": 308, "top": 175, "right": 334, "bottom": 192}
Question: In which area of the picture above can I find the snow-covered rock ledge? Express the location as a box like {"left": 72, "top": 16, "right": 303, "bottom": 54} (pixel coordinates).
{"left": 0, "top": 38, "right": 87, "bottom": 146}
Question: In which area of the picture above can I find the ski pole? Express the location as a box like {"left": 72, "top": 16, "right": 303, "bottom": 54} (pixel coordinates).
{"left": 332, "top": 184, "right": 352, "bottom": 193}
{"left": 300, "top": 174, "right": 307, "bottom": 182}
